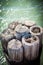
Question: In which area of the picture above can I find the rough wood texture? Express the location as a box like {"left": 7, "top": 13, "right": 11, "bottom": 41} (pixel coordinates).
{"left": 15, "top": 24, "right": 29, "bottom": 33}
{"left": 18, "top": 20, "right": 36, "bottom": 32}
{"left": 22, "top": 36, "right": 39, "bottom": 60}
{"left": 1, "top": 28, "right": 14, "bottom": 52}
{"left": 30, "top": 26, "right": 43, "bottom": 58}
{"left": 1, "top": 21, "right": 42, "bottom": 65}
{"left": 24, "top": 20, "right": 36, "bottom": 28}
{"left": 8, "top": 21, "right": 19, "bottom": 30}
{"left": 7, "top": 39, "right": 23, "bottom": 62}
{"left": 14, "top": 24, "right": 29, "bottom": 40}
{"left": 18, "top": 20, "right": 36, "bottom": 27}
{"left": 30, "top": 26, "right": 43, "bottom": 46}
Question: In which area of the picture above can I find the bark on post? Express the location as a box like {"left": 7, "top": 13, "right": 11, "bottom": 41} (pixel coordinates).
{"left": 7, "top": 39, "right": 23, "bottom": 62}
{"left": 22, "top": 35, "right": 39, "bottom": 60}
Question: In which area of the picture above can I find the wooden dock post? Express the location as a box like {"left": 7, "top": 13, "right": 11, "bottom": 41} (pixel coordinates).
{"left": 22, "top": 35, "right": 40, "bottom": 60}
{"left": 30, "top": 26, "right": 43, "bottom": 57}
{"left": 1, "top": 28, "right": 14, "bottom": 53}
{"left": 7, "top": 39, "right": 23, "bottom": 62}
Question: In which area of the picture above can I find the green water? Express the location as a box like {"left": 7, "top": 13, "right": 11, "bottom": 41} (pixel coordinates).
{"left": 0, "top": 0, "right": 43, "bottom": 65}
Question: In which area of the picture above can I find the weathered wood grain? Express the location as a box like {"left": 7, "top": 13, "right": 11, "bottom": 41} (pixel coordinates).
{"left": 22, "top": 36, "right": 39, "bottom": 60}
{"left": 14, "top": 24, "right": 29, "bottom": 40}
{"left": 1, "top": 28, "right": 14, "bottom": 52}
{"left": 7, "top": 39, "right": 23, "bottom": 62}
{"left": 30, "top": 26, "right": 43, "bottom": 47}
{"left": 8, "top": 21, "right": 19, "bottom": 30}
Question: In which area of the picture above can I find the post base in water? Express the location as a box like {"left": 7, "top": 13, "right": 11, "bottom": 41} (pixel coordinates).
{"left": 24, "top": 57, "right": 40, "bottom": 65}
{"left": 3, "top": 43, "right": 42, "bottom": 65}
{"left": 6, "top": 57, "right": 40, "bottom": 65}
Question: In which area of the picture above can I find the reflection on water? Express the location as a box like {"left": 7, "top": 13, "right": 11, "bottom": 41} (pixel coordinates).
{"left": 0, "top": 0, "right": 43, "bottom": 65}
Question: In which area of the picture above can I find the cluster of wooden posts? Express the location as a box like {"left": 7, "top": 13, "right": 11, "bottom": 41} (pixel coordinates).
{"left": 0, "top": 20, "right": 43, "bottom": 65}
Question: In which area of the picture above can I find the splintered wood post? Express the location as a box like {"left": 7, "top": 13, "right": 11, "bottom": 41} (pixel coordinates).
{"left": 8, "top": 21, "right": 19, "bottom": 30}
{"left": 18, "top": 20, "right": 36, "bottom": 32}
{"left": 30, "top": 26, "right": 42, "bottom": 44}
{"left": 30, "top": 26, "right": 43, "bottom": 57}
{"left": 7, "top": 39, "right": 23, "bottom": 62}
{"left": 14, "top": 24, "right": 29, "bottom": 40}
{"left": 15, "top": 24, "right": 29, "bottom": 33}
{"left": 1, "top": 28, "right": 14, "bottom": 53}
{"left": 23, "top": 20, "right": 36, "bottom": 28}
{"left": 22, "top": 35, "right": 39, "bottom": 60}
